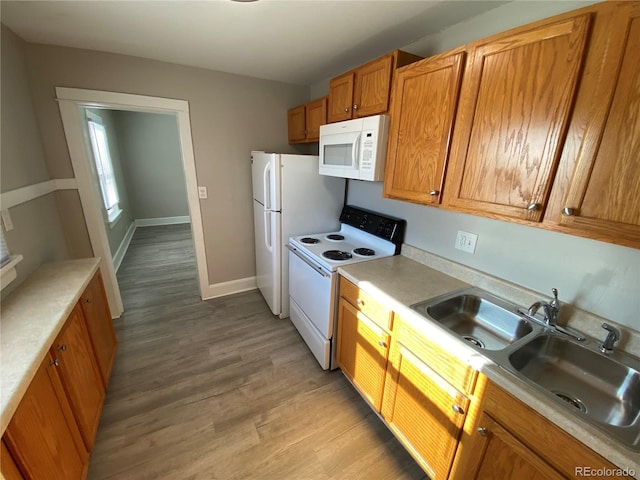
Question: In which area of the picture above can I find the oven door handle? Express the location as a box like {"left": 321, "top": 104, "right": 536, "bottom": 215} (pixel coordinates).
{"left": 287, "top": 244, "right": 330, "bottom": 278}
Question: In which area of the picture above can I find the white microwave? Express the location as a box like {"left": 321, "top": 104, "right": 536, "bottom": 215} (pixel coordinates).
{"left": 319, "top": 114, "right": 390, "bottom": 182}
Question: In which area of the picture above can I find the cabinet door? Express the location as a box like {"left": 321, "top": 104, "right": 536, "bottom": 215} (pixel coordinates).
{"left": 287, "top": 104, "right": 307, "bottom": 143}
{"left": 353, "top": 54, "right": 393, "bottom": 117}
{"left": 1, "top": 440, "right": 24, "bottom": 480}
{"left": 4, "top": 353, "right": 87, "bottom": 480}
{"left": 461, "top": 413, "right": 564, "bottom": 480}
{"left": 54, "top": 303, "right": 106, "bottom": 450}
{"left": 557, "top": 5, "right": 640, "bottom": 247}
{"left": 328, "top": 71, "right": 355, "bottom": 123}
{"left": 382, "top": 342, "right": 469, "bottom": 480}
{"left": 336, "top": 298, "right": 390, "bottom": 412}
{"left": 80, "top": 271, "right": 117, "bottom": 387}
{"left": 305, "top": 97, "right": 327, "bottom": 142}
{"left": 444, "top": 14, "right": 591, "bottom": 221}
{"left": 384, "top": 51, "right": 465, "bottom": 205}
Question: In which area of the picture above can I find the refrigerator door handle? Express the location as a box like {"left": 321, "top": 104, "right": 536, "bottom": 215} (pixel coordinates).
{"left": 264, "top": 210, "right": 273, "bottom": 253}
{"left": 263, "top": 161, "right": 272, "bottom": 210}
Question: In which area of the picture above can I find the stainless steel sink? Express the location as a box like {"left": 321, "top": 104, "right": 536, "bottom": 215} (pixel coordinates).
{"left": 507, "top": 333, "right": 640, "bottom": 450}
{"left": 411, "top": 288, "right": 537, "bottom": 351}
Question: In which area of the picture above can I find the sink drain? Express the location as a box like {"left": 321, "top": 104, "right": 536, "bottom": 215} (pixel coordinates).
{"left": 553, "top": 391, "right": 587, "bottom": 413}
{"left": 462, "top": 335, "right": 485, "bottom": 348}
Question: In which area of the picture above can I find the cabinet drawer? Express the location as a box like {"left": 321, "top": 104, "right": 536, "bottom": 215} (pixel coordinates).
{"left": 394, "top": 315, "right": 477, "bottom": 395}
{"left": 340, "top": 277, "right": 393, "bottom": 331}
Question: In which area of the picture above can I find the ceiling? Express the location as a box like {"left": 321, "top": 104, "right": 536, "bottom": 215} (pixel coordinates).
{"left": 1, "top": 0, "right": 510, "bottom": 85}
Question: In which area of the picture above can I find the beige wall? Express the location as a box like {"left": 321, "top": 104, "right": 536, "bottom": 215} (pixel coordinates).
{"left": 0, "top": 26, "right": 69, "bottom": 297}
{"left": 113, "top": 111, "right": 189, "bottom": 220}
{"left": 22, "top": 43, "right": 310, "bottom": 285}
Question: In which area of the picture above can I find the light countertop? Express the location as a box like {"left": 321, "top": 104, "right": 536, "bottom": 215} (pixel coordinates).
{"left": 0, "top": 258, "right": 100, "bottom": 435}
{"left": 339, "top": 253, "right": 640, "bottom": 473}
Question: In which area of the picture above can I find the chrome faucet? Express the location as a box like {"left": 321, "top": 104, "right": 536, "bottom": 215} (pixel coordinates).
{"left": 528, "top": 288, "right": 561, "bottom": 326}
{"left": 599, "top": 323, "right": 620, "bottom": 355}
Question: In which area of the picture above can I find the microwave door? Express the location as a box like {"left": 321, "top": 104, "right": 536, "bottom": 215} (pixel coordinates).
{"left": 319, "top": 131, "right": 361, "bottom": 179}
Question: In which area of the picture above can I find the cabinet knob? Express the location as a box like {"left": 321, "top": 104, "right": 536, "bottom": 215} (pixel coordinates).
{"left": 84, "top": 297, "right": 92, "bottom": 303}
{"left": 50, "top": 358, "right": 60, "bottom": 367}
{"left": 452, "top": 404, "right": 465, "bottom": 415}
{"left": 562, "top": 207, "right": 576, "bottom": 216}
{"left": 304, "top": 130, "right": 308, "bottom": 134}
{"left": 344, "top": 107, "right": 350, "bottom": 112}
{"left": 429, "top": 190, "right": 439, "bottom": 196}
{"left": 527, "top": 202, "right": 540, "bottom": 211}
{"left": 356, "top": 298, "right": 365, "bottom": 306}
{"left": 377, "top": 339, "right": 387, "bottom": 348}
{"left": 57, "top": 344, "right": 67, "bottom": 351}
{"left": 477, "top": 427, "right": 487, "bottom": 437}
{"left": 353, "top": 104, "right": 359, "bottom": 110}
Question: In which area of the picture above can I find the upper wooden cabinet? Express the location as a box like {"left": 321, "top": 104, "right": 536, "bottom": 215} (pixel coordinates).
{"left": 80, "top": 271, "right": 117, "bottom": 387}
{"left": 327, "top": 50, "right": 422, "bottom": 123}
{"left": 443, "top": 13, "right": 592, "bottom": 222}
{"left": 384, "top": 51, "right": 466, "bottom": 205}
{"left": 547, "top": 2, "right": 640, "bottom": 248}
{"left": 287, "top": 97, "right": 327, "bottom": 144}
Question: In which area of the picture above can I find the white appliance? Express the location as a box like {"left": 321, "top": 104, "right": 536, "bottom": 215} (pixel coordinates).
{"left": 288, "top": 205, "right": 405, "bottom": 369}
{"left": 319, "top": 114, "right": 390, "bottom": 181}
{"left": 251, "top": 151, "right": 345, "bottom": 319}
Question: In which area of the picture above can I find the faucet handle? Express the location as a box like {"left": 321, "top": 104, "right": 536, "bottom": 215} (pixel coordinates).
{"left": 550, "top": 288, "right": 559, "bottom": 305}
{"left": 600, "top": 323, "right": 620, "bottom": 354}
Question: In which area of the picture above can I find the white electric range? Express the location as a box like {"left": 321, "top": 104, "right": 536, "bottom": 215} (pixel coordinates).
{"left": 287, "top": 205, "right": 405, "bottom": 370}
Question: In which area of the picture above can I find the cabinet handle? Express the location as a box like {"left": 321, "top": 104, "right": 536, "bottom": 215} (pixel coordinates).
{"left": 344, "top": 107, "right": 350, "bottom": 112}
{"left": 356, "top": 298, "right": 365, "bottom": 306}
{"left": 377, "top": 339, "right": 387, "bottom": 348}
{"left": 527, "top": 202, "right": 540, "bottom": 211}
{"left": 452, "top": 404, "right": 465, "bottom": 415}
{"left": 304, "top": 130, "right": 308, "bottom": 134}
{"left": 429, "top": 190, "right": 439, "bottom": 196}
{"left": 57, "top": 344, "right": 68, "bottom": 351}
{"left": 353, "top": 104, "right": 359, "bottom": 110}
{"left": 50, "top": 358, "right": 60, "bottom": 367}
{"left": 562, "top": 207, "right": 576, "bottom": 216}
{"left": 477, "top": 427, "right": 487, "bottom": 436}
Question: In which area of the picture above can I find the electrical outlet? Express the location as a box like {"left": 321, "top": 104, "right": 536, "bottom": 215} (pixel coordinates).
{"left": 1, "top": 209, "right": 14, "bottom": 232}
{"left": 197, "top": 186, "right": 208, "bottom": 199}
{"left": 455, "top": 230, "right": 478, "bottom": 254}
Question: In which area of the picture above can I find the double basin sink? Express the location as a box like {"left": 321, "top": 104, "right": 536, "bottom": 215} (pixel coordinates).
{"left": 411, "top": 287, "right": 640, "bottom": 451}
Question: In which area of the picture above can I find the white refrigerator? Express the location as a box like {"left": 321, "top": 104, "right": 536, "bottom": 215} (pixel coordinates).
{"left": 251, "top": 151, "right": 345, "bottom": 318}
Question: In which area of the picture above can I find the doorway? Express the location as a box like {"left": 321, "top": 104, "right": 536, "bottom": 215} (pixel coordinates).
{"left": 56, "top": 88, "right": 208, "bottom": 318}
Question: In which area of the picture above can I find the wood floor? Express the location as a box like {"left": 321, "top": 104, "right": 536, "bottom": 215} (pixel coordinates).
{"left": 88, "top": 224, "right": 427, "bottom": 480}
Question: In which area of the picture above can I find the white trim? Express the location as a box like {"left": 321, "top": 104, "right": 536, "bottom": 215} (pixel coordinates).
{"left": 135, "top": 216, "right": 190, "bottom": 227}
{"left": 0, "top": 179, "right": 78, "bottom": 210}
{"left": 113, "top": 221, "right": 136, "bottom": 272}
{"left": 202, "top": 276, "right": 257, "bottom": 300}
{"left": 56, "top": 87, "right": 210, "bottom": 315}
{"left": 0, "top": 254, "right": 23, "bottom": 291}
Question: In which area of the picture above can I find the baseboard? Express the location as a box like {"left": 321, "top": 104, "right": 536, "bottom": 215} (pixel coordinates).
{"left": 135, "top": 216, "right": 190, "bottom": 227}
{"left": 202, "top": 276, "right": 257, "bottom": 300}
{"left": 112, "top": 221, "right": 136, "bottom": 272}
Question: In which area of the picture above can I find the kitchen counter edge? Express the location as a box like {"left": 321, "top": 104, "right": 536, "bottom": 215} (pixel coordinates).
{"left": 0, "top": 258, "right": 101, "bottom": 435}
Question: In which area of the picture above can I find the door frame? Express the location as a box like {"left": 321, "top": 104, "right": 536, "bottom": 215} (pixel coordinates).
{"left": 56, "top": 87, "right": 209, "bottom": 317}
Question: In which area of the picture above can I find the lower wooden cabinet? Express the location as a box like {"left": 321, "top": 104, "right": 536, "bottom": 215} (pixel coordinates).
{"left": 451, "top": 379, "right": 635, "bottom": 480}
{"left": 336, "top": 298, "right": 390, "bottom": 412}
{"left": 53, "top": 303, "right": 106, "bottom": 450}
{"left": 382, "top": 341, "right": 469, "bottom": 479}
{"left": 3, "top": 269, "right": 116, "bottom": 479}
{"left": 1, "top": 440, "right": 24, "bottom": 480}
{"left": 80, "top": 271, "right": 117, "bottom": 388}
{"left": 4, "top": 353, "right": 88, "bottom": 480}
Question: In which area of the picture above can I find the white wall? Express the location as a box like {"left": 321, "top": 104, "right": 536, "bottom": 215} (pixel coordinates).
{"left": 312, "top": 1, "right": 639, "bottom": 331}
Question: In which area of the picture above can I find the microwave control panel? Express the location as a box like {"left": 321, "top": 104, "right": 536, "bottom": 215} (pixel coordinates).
{"left": 360, "top": 132, "right": 375, "bottom": 170}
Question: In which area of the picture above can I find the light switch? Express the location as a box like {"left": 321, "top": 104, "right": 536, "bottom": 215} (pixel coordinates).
{"left": 1, "top": 209, "right": 14, "bottom": 232}
{"left": 198, "top": 186, "right": 208, "bottom": 199}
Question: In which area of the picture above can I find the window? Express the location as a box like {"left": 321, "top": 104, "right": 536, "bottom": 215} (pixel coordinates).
{"left": 86, "top": 112, "right": 122, "bottom": 225}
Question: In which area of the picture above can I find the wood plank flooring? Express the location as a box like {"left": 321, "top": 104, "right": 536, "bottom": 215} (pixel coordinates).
{"left": 88, "top": 224, "right": 427, "bottom": 480}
